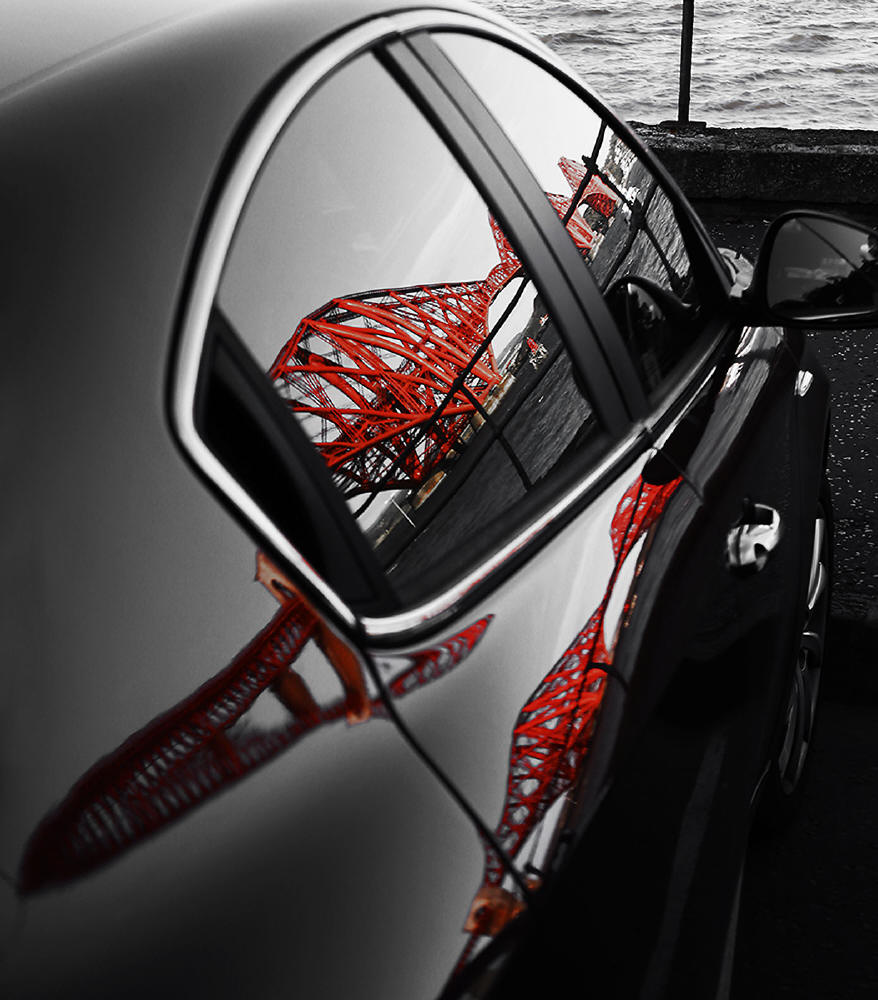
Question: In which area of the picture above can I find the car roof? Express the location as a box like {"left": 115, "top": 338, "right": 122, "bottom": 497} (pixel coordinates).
{"left": 1, "top": 0, "right": 220, "bottom": 101}
{"left": 0, "top": 0, "right": 485, "bottom": 104}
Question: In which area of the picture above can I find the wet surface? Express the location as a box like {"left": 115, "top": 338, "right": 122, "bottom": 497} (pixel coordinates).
{"left": 735, "top": 694, "right": 878, "bottom": 999}
{"left": 695, "top": 200, "right": 878, "bottom": 998}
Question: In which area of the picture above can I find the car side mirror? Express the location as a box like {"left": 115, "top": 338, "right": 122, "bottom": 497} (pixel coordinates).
{"left": 747, "top": 211, "right": 878, "bottom": 328}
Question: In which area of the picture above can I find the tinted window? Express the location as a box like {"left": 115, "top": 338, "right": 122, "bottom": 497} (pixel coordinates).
{"left": 215, "top": 52, "right": 605, "bottom": 605}
{"left": 435, "top": 34, "right": 708, "bottom": 399}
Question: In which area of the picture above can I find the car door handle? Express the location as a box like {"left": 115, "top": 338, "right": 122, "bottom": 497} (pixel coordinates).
{"left": 726, "top": 501, "right": 782, "bottom": 574}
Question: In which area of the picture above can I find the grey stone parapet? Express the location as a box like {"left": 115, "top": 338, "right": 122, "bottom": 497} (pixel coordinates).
{"left": 633, "top": 123, "right": 878, "bottom": 205}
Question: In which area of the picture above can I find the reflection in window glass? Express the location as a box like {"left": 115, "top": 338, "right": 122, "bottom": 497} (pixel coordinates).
{"left": 216, "top": 53, "right": 603, "bottom": 602}
{"left": 435, "top": 34, "right": 705, "bottom": 396}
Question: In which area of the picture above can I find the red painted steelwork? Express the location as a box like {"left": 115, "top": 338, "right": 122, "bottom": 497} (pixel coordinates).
{"left": 19, "top": 153, "right": 622, "bottom": 910}
{"left": 270, "top": 281, "right": 503, "bottom": 497}
{"left": 269, "top": 161, "right": 617, "bottom": 498}
{"left": 18, "top": 592, "right": 493, "bottom": 895}
{"left": 557, "top": 156, "right": 619, "bottom": 220}
{"left": 465, "top": 472, "right": 681, "bottom": 933}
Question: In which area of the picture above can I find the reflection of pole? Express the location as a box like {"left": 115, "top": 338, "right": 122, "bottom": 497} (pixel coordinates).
{"left": 678, "top": 0, "right": 695, "bottom": 125}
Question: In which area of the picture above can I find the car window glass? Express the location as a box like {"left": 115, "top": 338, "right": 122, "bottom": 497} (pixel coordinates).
{"left": 434, "top": 33, "right": 707, "bottom": 399}
{"left": 215, "top": 52, "right": 605, "bottom": 605}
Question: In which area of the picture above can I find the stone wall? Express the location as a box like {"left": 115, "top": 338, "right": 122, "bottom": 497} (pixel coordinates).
{"left": 633, "top": 124, "right": 878, "bottom": 205}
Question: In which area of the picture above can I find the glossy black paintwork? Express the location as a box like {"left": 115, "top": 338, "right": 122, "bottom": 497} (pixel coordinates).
{"left": 472, "top": 322, "right": 828, "bottom": 997}
{"left": 749, "top": 210, "right": 878, "bottom": 327}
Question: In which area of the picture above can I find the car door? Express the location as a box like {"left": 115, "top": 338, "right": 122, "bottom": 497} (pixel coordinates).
{"left": 4, "top": 15, "right": 628, "bottom": 1000}
{"left": 419, "top": 22, "right": 822, "bottom": 999}
{"left": 171, "top": 16, "right": 663, "bottom": 998}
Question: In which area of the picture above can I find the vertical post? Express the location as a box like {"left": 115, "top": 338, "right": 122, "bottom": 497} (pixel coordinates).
{"left": 678, "top": 0, "right": 695, "bottom": 126}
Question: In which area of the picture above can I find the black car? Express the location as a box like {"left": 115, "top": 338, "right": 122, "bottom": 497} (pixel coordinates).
{"left": 3, "top": 1, "right": 877, "bottom": 997}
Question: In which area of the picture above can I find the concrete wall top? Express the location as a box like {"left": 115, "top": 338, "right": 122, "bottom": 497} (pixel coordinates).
{"left": 633, "top": 124, "right": 878, "bottom": 205}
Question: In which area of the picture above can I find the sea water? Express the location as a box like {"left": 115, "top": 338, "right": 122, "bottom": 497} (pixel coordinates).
{"left": 482, "top": 0, "right": 878, "bottom": 129}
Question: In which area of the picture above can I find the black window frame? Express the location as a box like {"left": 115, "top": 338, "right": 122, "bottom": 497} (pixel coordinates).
{"left": 408, "top": 26, "right": 738, "bottom": 428}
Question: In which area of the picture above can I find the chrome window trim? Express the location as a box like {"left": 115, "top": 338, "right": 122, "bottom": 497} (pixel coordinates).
{"left": 361, "top": 425, "right": 644, "bottom": 640}
{"left": 171, "top": 7, "right": 647, "bottom": 644}
{"left": 172, "top": 16, "right": 402, "bottom": 634}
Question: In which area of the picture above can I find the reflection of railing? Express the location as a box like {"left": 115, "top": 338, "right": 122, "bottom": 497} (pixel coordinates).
{"left": 581, "top": 144, "right": 687, "bottom": 299}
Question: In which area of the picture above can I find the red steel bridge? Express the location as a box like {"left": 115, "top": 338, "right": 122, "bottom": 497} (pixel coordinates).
{"left": 269, "top": 158, "right": 617, "bottom": 498}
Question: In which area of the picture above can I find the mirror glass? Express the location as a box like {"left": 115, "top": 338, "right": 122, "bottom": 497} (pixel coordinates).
{"left": 766, "top": 215, "right": 878, "bottom": 321}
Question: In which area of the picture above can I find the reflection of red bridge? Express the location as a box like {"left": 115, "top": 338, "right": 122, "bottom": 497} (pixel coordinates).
{"left": 20, "top": 151, "right": 626, "bottom": 951}
{"left": 271, "top": 281, "right": 504, "bottom": 497}
{"left": 269, "top": 157, "right": 617, "bottom": 497}
{"left": 18, "top": 570, "right": 492, "bottom": 895}
{"left": 21, "top": 473, "right": 678, "bottom": 986}
{"left": 463, "top": 473, "right": 681, "bottom": 945}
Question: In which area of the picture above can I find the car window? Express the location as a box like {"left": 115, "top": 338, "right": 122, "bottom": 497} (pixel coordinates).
{"left": 214, "top": 51, "right": 607, "bottom": 606}
{"left": 434, "top": 33, "right": 708, "bottom": 400}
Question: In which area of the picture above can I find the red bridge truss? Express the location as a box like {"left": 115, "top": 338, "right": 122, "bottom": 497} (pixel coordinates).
{"left": 270, "top": 281, "right": 503, "bottom": 497}
{"left": 269, "top": 157, "right": 618, "bottom": 498}
{"left": 19, "top": 563, "right": 493, "bottom": 895}
{"left": 463, "top": 472, "right": 682, "bottom": 943}
{"left": 21, "top": 476, "right": 678, "bottom": 989}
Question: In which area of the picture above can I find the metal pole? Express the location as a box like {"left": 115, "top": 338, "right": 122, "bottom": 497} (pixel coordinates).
{"left": 678, "top": 0, "right": 695, "bottom": 125}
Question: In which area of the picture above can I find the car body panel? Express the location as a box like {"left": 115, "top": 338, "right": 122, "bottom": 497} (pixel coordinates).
{"left": 0, "top": 5, "right": 504, "bottom": 997}
{"left": 0, "top": 2, "right": 835, "bottom": 998}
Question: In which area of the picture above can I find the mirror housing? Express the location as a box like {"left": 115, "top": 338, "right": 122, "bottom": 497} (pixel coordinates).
{"left": 744, "top": 210, "right": 878, "bottom": 328}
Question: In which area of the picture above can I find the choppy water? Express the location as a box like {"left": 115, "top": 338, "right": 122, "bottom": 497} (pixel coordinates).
{"left": 482, "top": 1, "right": 878, "bottom": 129}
